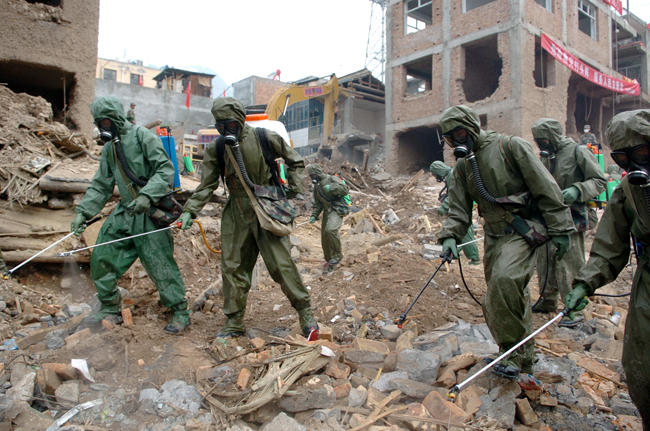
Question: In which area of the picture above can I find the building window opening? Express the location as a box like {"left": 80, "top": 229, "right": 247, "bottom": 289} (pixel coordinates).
{"left": 26, "top": 0, "right": 62, "bottom": 5}
{"left": 397, "top": 125, "right": 444, "bottom": 173}
{"left": 406, "top": 0, "right": 432, "bottom": 34}
{"left": 464, "top": 0, "right": 496, "bottom": 13}
{"left": 578, "top": 0, "right": 597, "bottom": 40}
{"left": 534, "top": 0, "right": 552, "bottom": 12}
{"left": 534, "top": 38, "right": 555, "bottom": 88}
{"left": 0, "top": 61, "right": 75, "bottom": 126}
{"left": 103, "top": 69, "right": 117, "bottom": 81}
{"left": 405, "top": 56, "right": 432, "bottom": 95}
{"left": 462, "top": 36, "right": 502, "bottom": 102}
{"left": 130, "top": 73, "right": 142, "bottom": 85}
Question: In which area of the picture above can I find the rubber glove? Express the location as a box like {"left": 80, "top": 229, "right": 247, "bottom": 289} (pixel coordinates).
{"left": 437, "top": 206, "right": 446, "bottom": 216}
{"left": 551, "top": 235, "right": 570, "bottom": 261}
{"left": 564, "top": 283, "right": 590, "bottom": 320}
{"left": 562, "top": 186, "right": 581, "bottom": 204}
{"left": 442, "top": 237, "right": 458, "bottom": 260}
{"left": 179, "top": 212, "right": 194, "bottom": 230}
{"left": 322, "top": 184, "right": 331, "bottom": 193}
{"left": 309, "top": 216, "right": 316, "bottom": 223}
{"left": 128, "top": 195, "right": 151, "bottom": 215}
{"left": 70, "top": 213, "right": 87, "bottom": 236}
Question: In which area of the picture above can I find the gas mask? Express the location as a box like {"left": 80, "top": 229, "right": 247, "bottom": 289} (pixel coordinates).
{"left": 435, "top": 174, "right": 445, "bottom": 183}
{"left": 310, "top": 174, "right": 320, "bottom": 184}
{"left": 534, "top": 138, "right": 555, "bottom": 159}
{"left": 95, "top": 118, "right": 117, "bottom": 144}
{"left": 611, "top": 143, "right": 650, "bottom": 186}
{"left": 442, "top": 127, "right": 475, "bottom": 159}
{"left": 216, "top": 119, "right": 241, "bottom": 145}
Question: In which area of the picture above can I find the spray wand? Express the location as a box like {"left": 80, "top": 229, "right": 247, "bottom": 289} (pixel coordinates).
{"left": 2, "top": 215, "right": 106, "bottom": 280}
{"left": 56, "top": 222, "right": 182, "bottom": 257}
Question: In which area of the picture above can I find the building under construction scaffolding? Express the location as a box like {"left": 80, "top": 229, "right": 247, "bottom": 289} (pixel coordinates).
{"left": 384, "top": 0, "right": 650, "bottom": 172}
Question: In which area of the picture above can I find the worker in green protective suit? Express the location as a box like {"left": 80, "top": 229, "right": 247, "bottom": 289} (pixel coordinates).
{"left": 179, "top": 97, "right": 317, "bottom": 339}
{"left": 429, "top": 161, "right": 480, "bottom": 265}
{"left": 438, "top": 105, "right": 575, "bottom": 378}
{"left": 71, "top": 96, "right": 189, "bottom": 334}
{"left": 531, "top": 119, "right": 606, "bottom": 327}
{"left": 126, "top": 103, "right": 136, "bottom": 125}
{"left": 307, "top": 163, "right": 350, "bottom": 272}
{"left": 566, "top": 110, "right": 650, "bottom": 429}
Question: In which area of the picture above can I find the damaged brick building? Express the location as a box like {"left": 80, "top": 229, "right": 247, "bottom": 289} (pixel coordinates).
{"left": 0, "top": 0, "right": 100, "bottom": 135}
{"left": 384, "top": 0, "right": 650, "bottom": 172}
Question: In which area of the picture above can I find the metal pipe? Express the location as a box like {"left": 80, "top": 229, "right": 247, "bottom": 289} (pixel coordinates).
{"left": 449, "top": 309, "right": 567, "bottom": 396}
{"left": 56, "top": 224, "right": 179, "bottom": 257}
{"left": 457, "top": 236, "right": 483, "bottom": 249}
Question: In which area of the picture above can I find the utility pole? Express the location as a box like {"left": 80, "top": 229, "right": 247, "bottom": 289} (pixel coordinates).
{"left": 365, "top": 0, "right": 387, "bottom": 83}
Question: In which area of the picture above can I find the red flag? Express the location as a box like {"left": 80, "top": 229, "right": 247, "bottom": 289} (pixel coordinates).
{"left": 138, "top": 75, "right": 143, "bottom": 86}
{"left": 185, "top": 81, "right": 191, "bottom": 109}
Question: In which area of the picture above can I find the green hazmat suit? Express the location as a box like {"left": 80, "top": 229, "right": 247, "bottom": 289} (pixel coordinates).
{"left": 183, "top": 97, "right": 312, "bottom": 323}
{"left": 429, "top": 161, "right": 480, "bottom": 263}
{"left": 75, "top": 96, "right": 187, "bottom": 318}
{"left": 126, "top": 106, "right": 136, "bottom": 125}
{"left": 531, "top": 119, "right": 606, "bottom": 312}
{"left": 307, "top": 164, "right": 350, "bottom": 264}
{"left": 580, "top": 131, "right": 598, "bottom": 146}
{"left": 572, "top": 110, "right": 650, "bottom": 428}
{"left": 438, "top": 106, "right": 575, "bottom": 373}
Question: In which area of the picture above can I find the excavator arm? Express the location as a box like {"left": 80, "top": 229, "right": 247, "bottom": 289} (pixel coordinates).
{"left": 265, "top": 74, "right": 340, "bottom": 149}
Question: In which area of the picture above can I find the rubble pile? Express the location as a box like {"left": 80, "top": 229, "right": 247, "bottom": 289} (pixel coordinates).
{"left": 0, "top": 85, "right": 93, "bottom": 207}
{"left": 0, "top": 157, "right": 643, "bottom": 430}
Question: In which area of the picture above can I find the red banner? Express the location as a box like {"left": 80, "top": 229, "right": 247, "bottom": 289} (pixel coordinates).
{"left": 603, "top": 0, "right": 622, "bottom": 15}
{"left": 185, "top": 81, "right": 191, "bottom": 109}
{"left": 541, "top": 34, "right": 640, "bottom": 96}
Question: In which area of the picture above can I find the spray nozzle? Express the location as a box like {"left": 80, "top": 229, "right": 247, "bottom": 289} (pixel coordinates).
{"left": 1, "top": 272, "right": 9, "bottom": 280}
{"left": 57, "top": 252, "right": 73, "bottom": 257}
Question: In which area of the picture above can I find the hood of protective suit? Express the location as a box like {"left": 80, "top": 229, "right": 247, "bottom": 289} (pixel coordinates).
{"left": 211, "top": 97, "right": 247, "bottom": 128}
{"left": 440, "top": 105, "right": 482, "bottom": 143}
{"left": 430, "top": 161, "right": 452, "bottom": 177}
{"left": 90, "top": 96, "right": 129, "bottom": 134}
{"left": 307, "top": 163, "right": 326, "bottom": 180}
{"left": 531, "top": 118, "right": 568, "bottom": 150}
{"left": 606, "top": 109, "right": 650, "bottom": 151}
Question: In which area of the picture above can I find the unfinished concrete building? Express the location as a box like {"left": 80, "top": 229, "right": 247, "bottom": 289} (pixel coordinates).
{"left": 0, "top": 0, "right": 100, "bottom": 135}
{"left": 385, "top": 0, "right": 650, "bottom": 173}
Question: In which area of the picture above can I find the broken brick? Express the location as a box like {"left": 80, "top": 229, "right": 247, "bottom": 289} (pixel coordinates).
{"left": 121, "top": 308, "right": 133, "bottom": 326}
{"left": 515, "top": 398, "right": 538, "bottom": 425}
{"left": 42, "top": 363, "right": 78, "bottom": 381}
{"left": 333, "top": 381, "right": 351, "bottom": 399}
{"left": 39, "top": 304, "right": 58, "bottom": 315}
{"left": 351, "top": 337, "right": 390, "bottom": 356}
{"left": 237, "top": 368, "right": 251, "bottom": 389}
{"left": 318, "top": 325, "right": 333, "bottom": 342}
{"left": 250, "top": 338, "right": 266, "bottom": 349}
{"left": 436, "top": 368, "right": 457, "bottom": 388}
{"left": 64, "top": 328, "right": 91, "bottom": 348}
{"left": 324, "top": 361, "right": 350, "bottom": 380}
{"left": 36, "top": 366, "right": 62, "bottom": 395}
{"left": 102, "top": 319, "right": 116, "bottom": 330}
{"left": 422, "top": 390, "right": 470, "bottom": 426}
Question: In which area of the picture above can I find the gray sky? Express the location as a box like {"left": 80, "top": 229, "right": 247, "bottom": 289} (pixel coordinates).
{"left": 98, "top": 0, "right": 650, "bottom": 96}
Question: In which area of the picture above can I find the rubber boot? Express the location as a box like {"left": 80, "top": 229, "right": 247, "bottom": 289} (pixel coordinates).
{"left": 216, "top": 311, "right": 246, "bottom": 338}
{"left": 164, "top": 313, "right": 190, "bottom": 335}
{"left": 297, "top": 307, "right": 319, "bottom": 341}
{"left": 323, "top": 259, "right": 339, "bottom": 275}
{"left": 532, "top": 298, "right": 557, "bottom": 314}
{"left": 81, "top": 303, "right": 122, "bottom": 328}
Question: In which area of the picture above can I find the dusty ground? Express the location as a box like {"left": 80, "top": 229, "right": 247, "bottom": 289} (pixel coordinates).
{"left": 0, "top": 160, "right": 638, "bottom": 429}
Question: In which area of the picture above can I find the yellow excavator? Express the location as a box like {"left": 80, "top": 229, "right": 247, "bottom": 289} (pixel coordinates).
{"left": 265, "top": 74, "right": 341, "bottom": 149}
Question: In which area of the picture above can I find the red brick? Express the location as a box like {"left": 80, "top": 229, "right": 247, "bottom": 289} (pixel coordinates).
{"left": 237, "top": 368, "right": 251, "bottom": 389}
{"left": 324, "top": 361, "right": 350, "bottom": 380}
{"left": 121, "top": 308, "right": 133, "bottom": 326}
{"left": 64, "top": 328, "right": 91, "bottom": 348}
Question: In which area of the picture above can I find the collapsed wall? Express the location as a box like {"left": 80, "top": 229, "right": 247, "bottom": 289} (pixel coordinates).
{"left": 0, "top": 0, "right": 100, "bottom": 136}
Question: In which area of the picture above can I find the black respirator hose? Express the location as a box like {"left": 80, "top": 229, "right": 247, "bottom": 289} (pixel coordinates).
{"left": 115, "top": 139, "right": 148, "bottom": 187}
{"left": 467, "top": 154, "right": 499, "bottom": 205}
{"left": 230, "top": 143, "right": 256, "bottom": 189}
{"left": 532, "top": 244, "right": 551, "bottom": 308}
{"left": 457, "top": 255, "right": 482, "bottom": 306}
{"left": 466, "top": 152, "right": 551, "bottom": 307}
